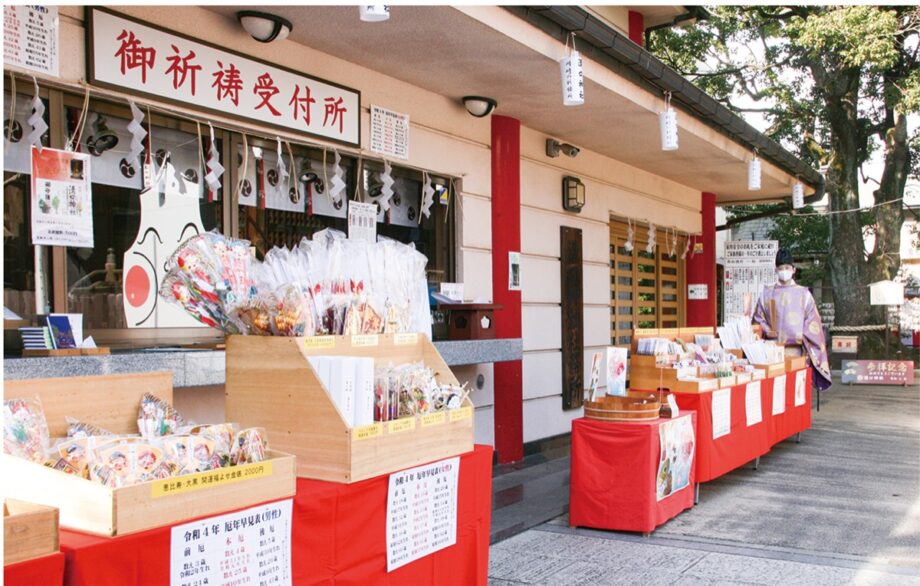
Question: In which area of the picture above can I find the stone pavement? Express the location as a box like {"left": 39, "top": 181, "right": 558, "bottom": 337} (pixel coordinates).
{"left": 488, "top": 379, "right": 920, "bottom": 584}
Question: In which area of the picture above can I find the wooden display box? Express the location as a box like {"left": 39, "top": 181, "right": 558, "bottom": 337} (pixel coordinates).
{"left": 717, "top": 374, "right": 737, "bottom": 388}
{"left": 785, "top": 356, "right": 807, "bottom": 371}
{"left": 754, "top": 363, "right": 785, "bottom": 378}
{"left": 2, "top": 372, "right": 296, "bottom": 537}
{"left": 439, "top": 303, "right": 501, "bottom": 340}
{"left": 660, "top": 376, "right": 720, "bottom": 393}
{"left": 734, "top": 372, "right": 752, "bottom": 385}
{"left": 4, "top": 499, "right": 59, "bottom": 566}
{"left": 225, "top": 333, "right": 474, "bottom": 483}
{"left": 751, "top": 369, "right": 766, "bottom": 381}
{"left": 629, "top": 363, "right": 697, "bottom": 392}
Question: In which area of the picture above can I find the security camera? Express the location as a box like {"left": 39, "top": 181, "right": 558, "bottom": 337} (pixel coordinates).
{"left": 546, "top": 139, "right": 581, "bottom": 158}
{"left": 561, "top": 144, "right": 580, "bottom": 158}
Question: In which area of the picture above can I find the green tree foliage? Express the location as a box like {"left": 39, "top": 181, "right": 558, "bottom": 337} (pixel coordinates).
{"left": 650, "top": 6, "right": 919, "bottom": 326}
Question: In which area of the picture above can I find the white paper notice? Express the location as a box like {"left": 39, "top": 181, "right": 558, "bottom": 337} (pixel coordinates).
{"left": 3, "top": 5, "right": 59, "bottom": 77}
{"left": 711, "top": 388, "right": 731, "bottom": 440}
{"left": 772, "top": 374, "right": 787, "bottom": 416}
{"left": 794, "top": 370, "right": 807, "bottom": 407}
{"left": 170, "top": 499, "right": 293, "bottom": 586}
{"left": 508, "top": 252, "right": 521, "bottom": 291}
{"left": 387, "top": 456, "right": 460, "bottom": 572}
{"left": 348, "top": 201, "right": 378, "bottom": 243}
{"left": 370, "top": 105, "right": 410, "bottom": 160}
{"left": 745, "top": 381, "right": 762, "bottom": 426}
{"left": 31, "top": 147, "right": 94, "bottom": 248}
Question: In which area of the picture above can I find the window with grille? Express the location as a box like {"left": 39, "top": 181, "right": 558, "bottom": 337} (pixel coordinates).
{"left": 609, "top": 220, "right": 686, "bottom": 346}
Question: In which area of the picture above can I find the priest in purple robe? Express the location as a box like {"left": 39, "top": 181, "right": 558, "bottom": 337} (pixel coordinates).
{"left": 752, "top": 248, "right": 832, "bottom": 391}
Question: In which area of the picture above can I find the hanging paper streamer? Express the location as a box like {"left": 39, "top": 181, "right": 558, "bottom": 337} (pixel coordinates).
{"left": 624, "top": 218, "right": 634, "bottom": 253}
{"left": 681, "top": 233, "right": 691, "bottom": 260}
{"left": 669, "top": 227, "right": 678, "bottom": 258}
{"left": 26, "top": 78, "right": 47, "bottom": 152}
{"left": 204, "top": 123, "right": 223, "bottom": 195}
{"left": 329, "top": 149, "right": 346, "bottom": 203}
{"left": 375, "top": 159, "right": 395, "bottom": 213}
{"left": 646, "top": 222, "right": 656, "bottom": 255}
{"left": 275, "top": 137, "right": 289, "bottom": 187}
{"left": 420, "top": 171, "right": 435, "bottom": 220}
{"left": 126, "top": 100, "right": 147, "bottom": 173}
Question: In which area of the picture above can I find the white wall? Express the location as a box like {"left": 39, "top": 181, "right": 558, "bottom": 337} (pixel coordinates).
{"left": 46, "top": 6, "right": 706, "bottom": 448}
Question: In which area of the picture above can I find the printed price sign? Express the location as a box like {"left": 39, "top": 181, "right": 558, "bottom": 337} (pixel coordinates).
{"left": 352, "top": 423, "right": 383, "bottom": 441}
{"left": 170, "top": 499, "right": 293, "bottom": 586}
{"left": 152, "top": 461, "right": 273, "bottom": 498}
{"left": 386, "top": 457, "right": 459, "bottom": 572}
{"left": 31, "top": 147, "right": 94, "bottom": 247}
{"left": 304, "top": 336, "right": 335, "bottom": 349}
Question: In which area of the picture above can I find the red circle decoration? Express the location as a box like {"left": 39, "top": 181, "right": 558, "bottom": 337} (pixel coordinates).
{"left": 125, "top": 265, "right": 151, "bottom": 308}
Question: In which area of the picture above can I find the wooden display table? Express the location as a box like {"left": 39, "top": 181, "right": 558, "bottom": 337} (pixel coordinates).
{"left": 569, "top": 414, "right": 696, "bottom": 534}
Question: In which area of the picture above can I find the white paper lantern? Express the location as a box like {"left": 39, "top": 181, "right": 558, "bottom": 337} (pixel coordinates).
{"left": 792, "top": 182, "right": 805, "bottom": 209}
{"left": 659, "top": 108, "right": 678, "bottom": 151}
{"left": 359, "top": 5, "right": 389, "bottom": 22}
{"left": 748, "top": 157, "right": 761, "bottom": 191}
{"left": 560, "top": 50, "right": 585, "bottom": 106}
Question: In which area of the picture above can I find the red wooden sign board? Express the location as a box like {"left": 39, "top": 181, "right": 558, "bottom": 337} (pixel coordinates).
{"left": 841, "top": 360, "right": 914, "bottom": 386}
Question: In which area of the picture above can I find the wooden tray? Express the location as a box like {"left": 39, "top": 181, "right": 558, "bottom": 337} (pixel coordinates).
{"left": 22, "top": 347, "right": 111, "bottom": 357}
{"left": 4, "top": 499, "right": 59, "bottom": 566}
{"left": 3, "top": 372, "right": 296, "bottom": 536}
{"left": 785, "top": 356, "right": 807, "bottom": 371}
{"left": 225, "top": 334, "right": 473, "bottom": 483}
{"left": 734, "top": 372, "right": 752, "bottom": 385}
{"left": 753, "top": 363, "right": 786, "bottom": 378}
{"left": 584, "top": 392, "right": 660, "bottom": 422}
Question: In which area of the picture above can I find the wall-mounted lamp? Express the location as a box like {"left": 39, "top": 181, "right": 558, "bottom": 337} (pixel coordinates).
{"left": 462, "top": 96, "right": 497, "bottom": 118}
{"left": 238, "top": 11, "right": 293, "bottom": 43}
{"left": 546, "top": 139, "right": 580, "bottom": 158}
{"left": 359, "top": 5, "right": 390, "bottom": 22}
{"left": 563, "top": 176, "right": 585, "bottom": 213}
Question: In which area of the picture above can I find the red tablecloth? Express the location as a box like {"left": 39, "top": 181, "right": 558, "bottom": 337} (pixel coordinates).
{"left": 4, "top": 552, "right": 66, "bottom": 586}
{"left": 670, "top": 370, "right": 812, "bottom": 483}
{"left": 569, "top": 413, "right": 696, "bottom": 533}
{"left": 59, "top": 445, "right": 492, "bottom": 586}
{"left": 292, "top": 444, "right": 492, "bottom": 586}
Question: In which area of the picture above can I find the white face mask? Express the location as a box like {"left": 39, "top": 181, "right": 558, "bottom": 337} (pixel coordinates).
{"left": 777, "top": 269, "right": 794, "bottom": 282}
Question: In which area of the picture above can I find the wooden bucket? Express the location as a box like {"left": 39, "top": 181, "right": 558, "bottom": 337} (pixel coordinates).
{"left": 584, "top": 391, "right": 660, "bottom": 422}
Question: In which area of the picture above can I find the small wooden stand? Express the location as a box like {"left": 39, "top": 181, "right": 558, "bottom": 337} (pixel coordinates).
{"left": 225, "top": 333, "right": 474, "bottom": 483}
{"left": 438, "top": 303, "right": 502, "bottom": 340}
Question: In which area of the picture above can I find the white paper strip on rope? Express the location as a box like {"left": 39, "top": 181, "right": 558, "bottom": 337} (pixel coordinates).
{"left": 376, "top": 159, "right": 395, "bottom": 213}
{"left": 646, "top": 222, "right": 656, "bottom": 255}
{"left": 204, "top": 122, "right": 223, "bottom": 196}
{"left": 4, "top": 93, "right": 34, "bottom": 174}
{"left": 307, "top": 156, "right": 347, "bottom": 219}
{"left": 126, "top": 100, "right": 146, "bottom": 174}
{"left": 560, "top": 33, "right": 584, "bottom": 106}
{"left": 420, "top": 171, "right": 435, "bottom": 220}
{"left": 26, "top": 79, "right": 47, "bottom": 152}
{"left": 329, "top": 149, "right": 346, "bottom": 204}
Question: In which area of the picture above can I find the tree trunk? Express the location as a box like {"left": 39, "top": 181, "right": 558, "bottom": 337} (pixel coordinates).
{"left": 867, "top": 103, "right": 909, "bottom": 284}
{"left": 824, "top": 69, "right": 874, "bottom": 327}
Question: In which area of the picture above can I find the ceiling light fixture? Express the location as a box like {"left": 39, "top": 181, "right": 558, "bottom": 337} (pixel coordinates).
{"left": 359, "top": 5, "right": 390, "bottom": 22}
{"left": 462, "top": 96, "right": 497, "bottom": 118}
{"left": 237, "top": 11, "right": 293, "bottom": 43}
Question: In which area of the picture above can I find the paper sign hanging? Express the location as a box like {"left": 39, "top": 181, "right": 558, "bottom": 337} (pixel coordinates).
{"left": 771, "top": 374, "right": 787, "bottom": 416}
{"left": 386, "top": 456, "right": 460, "bottom": 572}
{"left": 3, "top": 5, "right": 59, "bottom": 77}
{"left": 745, "top": 381, "right": 762, "bottom": 426}
{"left": 688, "top": 284, "right": 708, "bottom": 300}
{"left": 711, "top": 388, "right": 731, "bottom": 440}
{"left": 169, "top": 499, "right": 293, "bottom": 586}
{"left": 656, "top": 415, "right": 694, "bottom": 501}
{"left": 792, "top": 182, "right": 805, "bottom": 209}
{"left": 30, "top": 146, "right": 94, "bottom": 247}
{"left": 348, "top": 200, "right": 378, "bottom": 243}
{"left": 508, "top": 251, "right": 521, "bottom": 291}
{"left": 370, "top": 105, "right": 409, "bottom": 160}
{"left": 560, "top": 50, "right": 584, "bottom": 106}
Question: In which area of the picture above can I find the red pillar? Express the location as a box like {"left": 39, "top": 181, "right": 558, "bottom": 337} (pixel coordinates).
{"left": 685, "top": 192, "right": 717, "bottom": 327}
{"left": 628, "top": 11, "right": 645, "bottom": 47}
{"left": 491, "top": 115, "right": 523, "bottom": 464}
